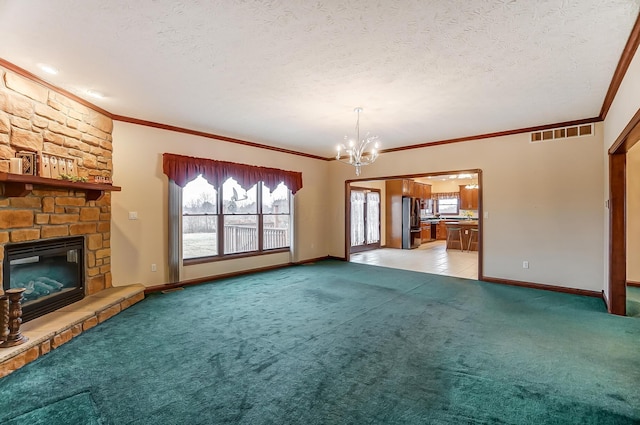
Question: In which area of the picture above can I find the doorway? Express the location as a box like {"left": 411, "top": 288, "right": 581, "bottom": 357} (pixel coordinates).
{"left": 608, "top": 107, "right": 640, "bottom": 315}
{"left": 345, "top": 169, "right": 483, "bottom": 280}
{"left": 349, "top": 188, "right": 381, "bottom": 254}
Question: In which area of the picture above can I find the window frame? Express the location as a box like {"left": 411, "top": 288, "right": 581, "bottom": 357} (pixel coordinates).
{"left": 436, "top": 198, "right": 460, "bottom": 216}
{"left": 182, "top": 178, "right": 291, "bottom": 265}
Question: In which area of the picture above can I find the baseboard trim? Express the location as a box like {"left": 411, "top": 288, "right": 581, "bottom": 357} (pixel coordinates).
{"left": 327, "top": 255, "right": 346, "bottom": 261}
{"left": 296, "top": 255, "right": 334, "bottom": 265}
{"left": 627, "top": 280, "right": 640, "bottom": 287}
{"left": 144, "top": 256, "right": 336, "bottom": 294}
{"left": 481, "top": 276, "right": 602, "bottom": 298}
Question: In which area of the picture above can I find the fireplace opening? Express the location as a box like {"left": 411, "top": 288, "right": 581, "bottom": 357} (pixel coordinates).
{"left": 3, "top": 236, "right": 84, "bottom": 322}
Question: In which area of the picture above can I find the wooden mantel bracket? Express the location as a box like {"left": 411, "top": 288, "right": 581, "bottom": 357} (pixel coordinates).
{"left": 3, "top": 182, "right": 34, "bottom": 197}
{"left": 0, "top": 172, "right": 121, "bottom": 200}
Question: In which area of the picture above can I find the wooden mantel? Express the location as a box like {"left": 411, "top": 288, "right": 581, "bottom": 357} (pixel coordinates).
{"left": 0, "top": 172, "right": 121, "bottom": 201}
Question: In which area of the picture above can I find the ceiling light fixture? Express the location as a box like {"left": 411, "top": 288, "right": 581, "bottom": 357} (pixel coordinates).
{"left": 336, "top": 107, "right": 380, "bottom": 176}
{"left": 37, "top": 63, "right": 58, "bottom": 75}
{"left": 85, "top": 89, "right": 105, "bottom": 99}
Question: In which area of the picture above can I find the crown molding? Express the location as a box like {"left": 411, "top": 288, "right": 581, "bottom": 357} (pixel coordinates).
{"left": 371, "top": 117, "right": 601, "bottom": 157}
{"left": 111, "top": 114, "right": 329, "bottom": 161}
{"left": 600, "top": 12, "right": 640, "bottom": 120}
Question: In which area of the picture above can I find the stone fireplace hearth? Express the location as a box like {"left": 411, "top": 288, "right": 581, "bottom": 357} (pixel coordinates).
{"left": 0, "top": 283, "right": 145, "bottom": 378}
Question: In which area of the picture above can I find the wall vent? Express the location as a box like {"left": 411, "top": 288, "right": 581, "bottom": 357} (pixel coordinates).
{"left": 530, "top": 123, "right": 594, "bottom": 143}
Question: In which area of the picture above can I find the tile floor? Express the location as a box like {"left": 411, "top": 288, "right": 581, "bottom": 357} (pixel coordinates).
{"left": 627, "top": 285, "right": 640, "bottom": 318}
{"left": 350, "top": 240, "right": 478, "bottom": 280}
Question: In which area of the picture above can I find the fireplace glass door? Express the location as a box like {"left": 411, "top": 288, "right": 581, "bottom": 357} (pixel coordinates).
{"left": 3, "top": 236, "right": 84, "bottom": 322}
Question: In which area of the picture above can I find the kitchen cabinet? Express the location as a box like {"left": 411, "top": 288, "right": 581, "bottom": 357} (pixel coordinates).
{"left": 394, "top": 180, "right": 432, "bottom": 200}
{"left": 422, "top": 183, "right": 432, "bottom": 200}
{"left": 420, "top": 222, "right": 431, "bottom": 242}
{"left": 436, "top": 221, "right": 448, "bottom": 240}
{"left": 402, "top": 179, "right": 417, "bottom": 197}
{"left": 459, "top": 185, "right": 479, "bottom": 210}
{"left": 386, "top": 179, "right": 429, "bottom": 248}
{"left": 385, "top": 180, "right": 404, "bottom": 248}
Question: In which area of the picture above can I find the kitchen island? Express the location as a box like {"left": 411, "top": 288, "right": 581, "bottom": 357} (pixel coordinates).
{"left": 444, "top": 220, "right": 479, "bottom": 251}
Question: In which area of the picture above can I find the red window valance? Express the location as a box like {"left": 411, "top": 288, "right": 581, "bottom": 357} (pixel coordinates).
{"left": 162, "top": 153, "right": 303, "bottom": 194}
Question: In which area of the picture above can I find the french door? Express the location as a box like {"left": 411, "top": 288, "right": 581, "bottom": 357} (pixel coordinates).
{"left": 350, "top": 188, "right": 381, "bottom": 253}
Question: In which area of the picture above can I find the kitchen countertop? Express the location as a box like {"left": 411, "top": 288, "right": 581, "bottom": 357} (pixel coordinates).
{"left": 445, "top": 220, "right": 479, "bottom": 226}
{"left": 421, "top": 217, "right": 478, "bottom": 222}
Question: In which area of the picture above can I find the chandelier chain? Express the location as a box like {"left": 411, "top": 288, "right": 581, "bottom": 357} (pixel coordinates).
{"left": 336, "top": 107, "right": 380, "bottom": 176}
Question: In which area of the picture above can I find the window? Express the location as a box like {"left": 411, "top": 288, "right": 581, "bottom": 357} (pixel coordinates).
{"left": 182, "top": 176, "right": 291, "bottom": 261}
{"left": 437, "top": 198, "right": 459, "bottom": 215}
{"left": 262, "top": 183, "right": 291, "bottom": 250}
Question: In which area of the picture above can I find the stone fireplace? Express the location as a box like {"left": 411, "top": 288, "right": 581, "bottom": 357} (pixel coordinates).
{"left": 0, "top": 64, "right": 115, "bottom": 308}
{"left": 0, "top": 62, "right": 145, "bottom": 379}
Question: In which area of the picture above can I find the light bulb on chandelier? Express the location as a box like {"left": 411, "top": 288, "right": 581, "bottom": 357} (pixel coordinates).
{"left": 336, "top": 107, "right": 380, "bottom": 176}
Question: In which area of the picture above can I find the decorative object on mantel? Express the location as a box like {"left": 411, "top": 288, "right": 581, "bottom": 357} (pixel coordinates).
{"left": 15, "top": 151, "right": 37, "bottom": 176}
{"left": 50, "top": 155, "right": 59, "bottom": 179}
{"left": 38, "top": 153, "right": 77, "bottom": 179}
{"left": 336, "top": 107, "right": 380, "bottom": 176}
{"left": 0, "top": 288, "right": 28, "bottom": 348}
{"left": 40, "top": 153, "right": 50, "bottom": 177}
{"left": 90, "top": 175, "right": 112, "bottom": 184}
{"left": 60, "top": 174, "right": 88, "bottom": 183}
{"left": 0, "top": 295, "right": 9, "bottom": 343}
{"left": 8, "top": 158, "right": 22, "bottom": 174}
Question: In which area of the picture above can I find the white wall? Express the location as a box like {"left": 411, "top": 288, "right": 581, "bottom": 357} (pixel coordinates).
{"left": 328, "top": 127, "right": 605, "bottom": 291}
{"left": 110, "top": 121, "right": 329, "bottom": 287}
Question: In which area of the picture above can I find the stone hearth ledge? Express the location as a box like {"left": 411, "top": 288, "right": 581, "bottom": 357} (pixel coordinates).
{"left": 0, "top": 284, "right": 145, "bottom": 378}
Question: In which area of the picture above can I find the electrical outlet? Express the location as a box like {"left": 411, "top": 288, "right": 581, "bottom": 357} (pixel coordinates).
{"left": 128, "top": 211, "right": 138, "bottom": 220}
{"left": 522, "top": 261, "right": 529, "bottom": 269}
{"left": 151, "top": 263, "right": 157, "bottom": 272}
{"left": 484, "top": 211, "right": 489, "bottom": 219}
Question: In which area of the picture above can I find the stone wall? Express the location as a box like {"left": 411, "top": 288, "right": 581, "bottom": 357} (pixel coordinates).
{"left": 0, "top": 65, "right": 114, "bottom": 295}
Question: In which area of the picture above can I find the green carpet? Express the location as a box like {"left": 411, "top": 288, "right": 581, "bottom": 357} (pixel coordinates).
{"left": 4, "top": 392, "right": 102, "bottom": 425}
{"left": 0, "top": 260, "right": 639, "bottom": 424}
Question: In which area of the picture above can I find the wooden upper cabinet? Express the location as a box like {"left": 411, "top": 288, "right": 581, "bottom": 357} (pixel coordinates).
{"left": 398, "top": 180, "right": 432, "bottom": 199}
{"left": 459, "top": 185, "right": 479, "bottom": 210}
{"left": 422, "top": 184, "right": 431, "bottom": 200}
{"left": 402, "top": 179, "right": 415, "bottom": 196}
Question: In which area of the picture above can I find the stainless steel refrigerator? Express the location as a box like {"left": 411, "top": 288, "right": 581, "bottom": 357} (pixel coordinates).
{"left": 402, "top": 196, "right": 421, "bottom": 249}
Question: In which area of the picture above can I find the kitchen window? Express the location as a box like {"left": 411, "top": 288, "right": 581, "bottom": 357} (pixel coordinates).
{"left": 436, "top": 198, "right": 459, "bottom": 215}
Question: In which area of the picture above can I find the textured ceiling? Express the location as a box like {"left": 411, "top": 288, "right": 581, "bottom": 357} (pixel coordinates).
{"left": 0, "top": 0, "right": 638, "bottom": 157}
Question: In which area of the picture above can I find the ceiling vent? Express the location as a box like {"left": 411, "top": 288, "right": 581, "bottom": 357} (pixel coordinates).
{"left": 530, "top": 123, "right": 594, "bottom": 143}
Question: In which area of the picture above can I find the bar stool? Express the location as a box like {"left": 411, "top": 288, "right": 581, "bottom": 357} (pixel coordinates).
{"left": 467, "top": 228, "right": 479, "bottom": 252}
{"left": 446, "top": 227, "right": 464, "bottom": 251}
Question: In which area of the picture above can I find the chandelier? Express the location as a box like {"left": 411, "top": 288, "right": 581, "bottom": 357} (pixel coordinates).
{"left": 336, "top": 107, "right": 380, "bottom": 176}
